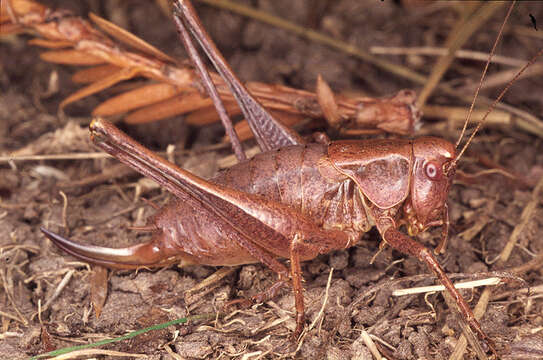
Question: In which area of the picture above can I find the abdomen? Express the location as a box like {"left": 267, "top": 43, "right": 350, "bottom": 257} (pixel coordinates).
{"left": 154, "top": 144, "right": 371, "bottom": 266}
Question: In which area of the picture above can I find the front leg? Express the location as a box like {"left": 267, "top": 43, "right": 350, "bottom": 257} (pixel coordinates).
{"left": 381, "top": 227, "right": 496, "bottom": 356}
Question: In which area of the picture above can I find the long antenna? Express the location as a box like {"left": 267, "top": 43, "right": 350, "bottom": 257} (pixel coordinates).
{"left": 453, "top": 47, "right": 543, "bottom": 166}
{"left": 455, "top": 1, "right": 516, "bottom": 149}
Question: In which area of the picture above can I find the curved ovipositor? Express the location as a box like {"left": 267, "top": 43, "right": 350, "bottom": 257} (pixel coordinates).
{"left": 41, "top": 227, "right": 183, "bottom": 269}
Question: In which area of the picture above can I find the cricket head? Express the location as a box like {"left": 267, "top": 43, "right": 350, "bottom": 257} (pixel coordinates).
{"left": 404, "top": 137, "right": 456, "bottom": 241}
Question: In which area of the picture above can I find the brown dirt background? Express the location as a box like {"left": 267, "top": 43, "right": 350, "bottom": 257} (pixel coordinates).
{"left": 1, "top": 1, "right": 543, "bottom": 359}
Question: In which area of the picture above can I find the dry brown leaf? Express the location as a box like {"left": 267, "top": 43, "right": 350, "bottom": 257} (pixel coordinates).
{"left": 90, "top": 266, "right": 108, "bottom": 318}
{"left": 93, "top": 83, "right": 185, "bottom": 117}
{"left": 125, "top": 91, "right": 212, "bottom": 124}
{"left": 60, "top": 67, "right": 140, "bottom": 109}
{"left": 71, "top": 65, "right": 122, "bottom": 84}
{"left": 40, "top": 50, "right": 104, "bottom": 65}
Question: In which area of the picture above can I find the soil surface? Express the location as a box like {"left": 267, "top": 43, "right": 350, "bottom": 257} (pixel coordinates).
{"left": 1, "top": 1, "right": 543, "bottom": 359}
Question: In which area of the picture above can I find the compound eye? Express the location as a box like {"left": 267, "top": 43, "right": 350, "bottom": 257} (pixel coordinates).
{"left": 424, "top": 161, "right": 441, "bottom": 180}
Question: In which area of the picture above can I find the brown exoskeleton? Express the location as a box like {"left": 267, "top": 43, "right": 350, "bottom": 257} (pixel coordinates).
{"left": 40, "top": 0, "right": 542, "bottom": 356}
